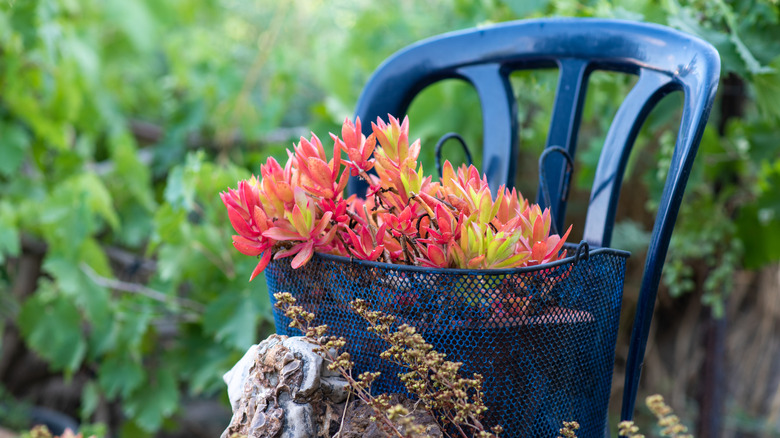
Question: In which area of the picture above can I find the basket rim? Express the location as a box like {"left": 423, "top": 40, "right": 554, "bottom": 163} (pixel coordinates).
{"left": 276, "top": 242, "right": 630, "bottom": 276}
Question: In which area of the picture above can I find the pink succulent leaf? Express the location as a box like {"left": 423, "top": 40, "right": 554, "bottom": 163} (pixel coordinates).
{"left": 289, "top": 204, "right": 310, "bottom": 236}
{"left": 345, "top": 227, "right": 362, "bottom": 249}
{"left": 252, "top": 206, "right": 270, "bottom": 232}
{"left": 227, "top": 205, "right": 259, "bottom": 237}
{"left": 232, "top": 236, "right": 264, "bottom": 257}
{"left": 340, "top": 118, "right": 376, "bottom": 175}
{"left": 319, "top": 198, "right": 350, "bottom": 224}
{"left": 273, "top": 245, "right": 300, "bottom": 260}
{"left": 240, "top": 180, "right": 259, "bottom": 212}
{"left": 530, "top": 241, "right": 548, "bottom": 264}
{"left": 531, "top": 215, "right": 546, "bottom": 243}
{"left": 341, "top": 117, "right": 361, "bottom": 147}
{"left": 291, "top": 242, "right": 315, "bottom": 269}
{"left": 336, "top": 167, "right": 350, "bottom": 195}
{"left": 304, "top": 157, "right": 332, "bottom": 188}
{"left": 300, "top": 183, "right": 331, "bottom": 200}
{"left": 419, "top": 244, "right": 448, "bottom": 268}
{"left": 249, "top": 251, "right": 273, "bottom": 281}
{"left": 383, "top": 206, "right": 418, "bottom": 238}
{"left": 545, "top": 225, "right": 572, "bottom": 261}
{"left": 220, "top": 190, "right": 243, "bottom": 214}
{"left": 330, "top": 138, "right": 342, "bottom": 175}
{"left": 544, "top": 236, "right": 561, "bottom": 258}
{"left": 345, "top": 223, "right": 384, "bottom": 261}
{"left": 367, "top": 247, "right": 384, "bottom": 261}
{"left": 232, "top": 234, "right": 264, "bottom": 248}
{"left": 375, "top": 222, "right": 387, "bottom": 244}
{"left": 312, "top": 211, "right": 334, "bottom": 237}
{"left": 361, "top": 135, "right": 376, "bottom": 162}
{"left": 372, "top": 119, "right": 391, "bottom": 152}
{"left": 413, "top": 191, "right": 442, "bottom": 214}
{"left": 407, "top": 138, "right": 421, "bottom": 162}
{"left": 296, "top": 135, "right": 326, "bottom": 161}
{"left": 263, "top": 227, "right": 302, "bottom": 241}
{"left": 467, "top": 254, "right": 485, "bottom": 269}
{"left": 321, "top": 224, "right": 339, "bottom": 246}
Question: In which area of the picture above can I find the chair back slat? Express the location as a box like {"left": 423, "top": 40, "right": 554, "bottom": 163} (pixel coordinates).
{"left": 584, "top": 70, "right": 676, "bottom": 247}
{"left": 456, "top": 63, "right": 518, "bottom": 192}
{"left": 622, "top": 68, "right": 719, "bottom": 418}
{"left": 539, "top": 58, "right": 590, "bottom": 232}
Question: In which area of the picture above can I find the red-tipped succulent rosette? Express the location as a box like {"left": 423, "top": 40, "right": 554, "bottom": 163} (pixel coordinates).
{"left": 221, "top": 115, "right": 573, "bottom": 282}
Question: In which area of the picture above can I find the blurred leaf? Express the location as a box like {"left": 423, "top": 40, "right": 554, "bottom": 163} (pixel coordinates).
{"left": 504, "top": 0, "right": 550, "bottom": 17}
{"left": 114, "top": 305, "right": 153, "bottom": 352}
{"left": 36, "top": 194, "right": 91, "bottom": 259}
{"left": 50, "top": 173, "right": 120, "bottom": 232}
{"left": 163, "top": 164, "right": 194, "bottom": 211}
{"left": 64, "top": 34, "right": 100, "bottom": 84}
{"left": 43, "top": 256, "right": 111, "bottom": 321}
{"left": 18, "top": 286, "right": 87, "bottom": 372}
{"left": 43, "top": 257, "right": 86, "bottom": 297}
{"left": 666, "top": 6, "right": 746, "bottom": 76}
{"left": 203, "top": 290, "right": 264, "bottom": 350}
{"left": 0, "top": 216, "right": 20, "bottom": 264}
{"left": 152, "top": 203, "right": 188, "bottom": 250}
{"left": 110, "top": 133, "right": 157, "bottom": 211}
{"left": 0, "top": 122, "right": 29, "bottom": 176}
{"left": 119, "top": 418, "right": 153, "bottom": 438}
{"left": 79, "top": 238, "right": 114, "bottom": 278}
{"left": 611, "top": 220, "right": 652, "bottom": 253}
{"left": 156, "top": 244, "right": 190, "bottom": 283}
{"left": 81, "top": 380, "right": 101, "bottom": 421}
{"left": 753, "top": 56, "right": 780, "bottom": 121}
{"left": 116, "top": 201, "right": 156, "bottom": 247}
{"left": 105, "top": 0, "right": 157, "bottom": 53}
{"left": 122, "top": 367, "right": 179, "bottom": 432}
{"left": 174, "top": 327, "right": 237, "bottom": 394}
{"left": 41, "top": 253, "right": 118, "bottom": 360}
{"left": 99, "top": 352, "right": 145, "bottom": 400}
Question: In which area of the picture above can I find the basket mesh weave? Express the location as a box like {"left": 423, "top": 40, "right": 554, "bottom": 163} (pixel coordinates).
{"left": 266, "top": 244, "right": 628, "bottom": 437}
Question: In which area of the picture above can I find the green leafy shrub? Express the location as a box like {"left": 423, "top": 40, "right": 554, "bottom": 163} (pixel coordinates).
{"left": 1, "top": 0, "right": 778, "bottom": 435}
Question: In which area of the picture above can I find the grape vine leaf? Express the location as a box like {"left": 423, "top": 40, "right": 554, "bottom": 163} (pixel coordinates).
{"left": 81, "top": 380, "right": 101, "bottom": 421}
{"left": 122, "top": 367, "right": 180, "bottom": 432}
{"left": 753, "top": 56, "right": 780, "bottom": 121}
{"left": 0, "top": 221, "right": 20, "bottom": 265}
{"left": 0, "top": 122, "right": 29, "bottom": 177}
{"left": 203, "top": 290, "right": 264, "bottom": 350}
{"left": 98, "top": 352, "right": 146, "bottom": 400}
{"left": 18, "top": 286, "right": 88, "bottom": 372}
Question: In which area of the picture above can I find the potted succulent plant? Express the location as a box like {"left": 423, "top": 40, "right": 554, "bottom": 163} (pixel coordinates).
{"left": 220, "top": 116, "right": 629, "bottom": 437}
{"left": 222, "top": 116, "right": 571, "bottom": 275}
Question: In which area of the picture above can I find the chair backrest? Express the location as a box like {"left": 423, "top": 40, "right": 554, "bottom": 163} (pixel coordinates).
{"left": 351, "top": 17, "right": 720, "bottom": 426}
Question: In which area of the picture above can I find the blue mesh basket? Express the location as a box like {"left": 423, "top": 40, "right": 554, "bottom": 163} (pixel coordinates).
{"left": 266, "top": 242, "right": 629, "bottom": 437}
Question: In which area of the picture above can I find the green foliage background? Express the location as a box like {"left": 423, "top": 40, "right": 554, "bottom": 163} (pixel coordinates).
{"left": 0, "top": 0, "right": 778, "bottom": 435}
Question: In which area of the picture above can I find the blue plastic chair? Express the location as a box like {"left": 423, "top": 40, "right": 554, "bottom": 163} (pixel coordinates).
{"left": 350, "top": 17, "right": 720, "bottom": 434}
